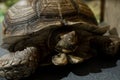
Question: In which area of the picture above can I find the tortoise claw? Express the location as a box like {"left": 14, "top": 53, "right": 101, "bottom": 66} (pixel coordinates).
{"left": 68, "top": 55, "right": 84, "bottom": 64}
{"left": 52, "top": 53, "right": 68, "bottom": 66}
{"left": 0, "top": 47, "right": 39, "bottom": 80}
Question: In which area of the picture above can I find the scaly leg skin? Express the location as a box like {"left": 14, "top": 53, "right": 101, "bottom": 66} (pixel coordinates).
{"left": 90, "top": 36, "right": 120, "bottom": 56}
{"left": 0, "top": 47, "right": 39, "bottom": 80}
{"left": 107, "top": 36, "right": 120, "bottom": 55}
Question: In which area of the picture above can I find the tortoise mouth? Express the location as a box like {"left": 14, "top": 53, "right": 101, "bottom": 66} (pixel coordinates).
{"left": 55, "top": 45, "right": 78, "bottom": 53}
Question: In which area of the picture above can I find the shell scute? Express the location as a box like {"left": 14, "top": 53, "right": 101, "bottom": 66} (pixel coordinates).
{"left": 3, "top": 0, "right": 98, "bottom": 37}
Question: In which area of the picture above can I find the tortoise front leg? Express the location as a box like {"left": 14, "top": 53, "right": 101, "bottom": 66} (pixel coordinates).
{"left": 90, "top": 36, "right": 120, "bottom": 56}
{"left": 52, "top": 52, "right": 91, "bottom": 65}
{"left": 52, "top": 53, "right": 68, "bottom": 65}
{"left": 0, "top": 47, "right": 39, "bottom": 80}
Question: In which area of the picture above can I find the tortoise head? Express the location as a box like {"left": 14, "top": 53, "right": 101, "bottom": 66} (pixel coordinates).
{"left": 55, "top": 31, "right": 78, "bottom": 53}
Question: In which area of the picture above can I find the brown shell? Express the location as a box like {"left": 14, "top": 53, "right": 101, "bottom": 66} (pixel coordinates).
{"left": 3, "top": 0, "right": 97, "bottom": 37}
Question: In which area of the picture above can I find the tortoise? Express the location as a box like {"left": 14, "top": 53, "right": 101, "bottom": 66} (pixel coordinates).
{"left": 0, "top": 0, "right": 120, "bottom": 80}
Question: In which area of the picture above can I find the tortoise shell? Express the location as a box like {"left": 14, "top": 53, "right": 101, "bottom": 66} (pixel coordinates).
{"left": 3, "top": 0, "right": 98, "bottom": 37}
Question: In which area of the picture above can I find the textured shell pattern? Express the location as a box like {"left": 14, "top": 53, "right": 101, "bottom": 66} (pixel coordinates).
{"left": 3, "top": 0, "right": 97, "bottom": 37}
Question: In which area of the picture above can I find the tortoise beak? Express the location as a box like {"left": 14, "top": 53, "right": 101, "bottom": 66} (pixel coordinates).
{"left": 55, "top": 45, "right": 78, "bottom": 53}
{"left": 62, "top": 47, "right": 77, "bottom": 53}
{"left": 62, "top": 49, "right": 72, "bottom": 53}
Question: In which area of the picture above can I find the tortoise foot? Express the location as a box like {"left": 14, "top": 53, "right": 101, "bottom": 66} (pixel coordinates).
{"left": 106, "top": 37, "right": 120, "bottom": 55}
{"left": 0, "top": 47, "right": 39, "bottom": 80}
